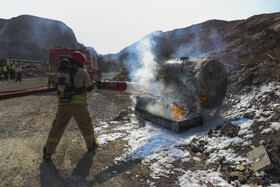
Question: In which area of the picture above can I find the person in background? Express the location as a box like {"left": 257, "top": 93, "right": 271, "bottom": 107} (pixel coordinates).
{"left": 15, "top": 65, "right": 22, "bottom": 82}
{"left": 10, "top": 65, "right": 15, "bottom": 80}
{"left": 47, "top": 61, "right": 57, "bottom": 87}
{"left": 3, "top": 64, "right": 8, "bottom": 81}
{"left": 0, "top": 65, "right": 2, "bottom": 81}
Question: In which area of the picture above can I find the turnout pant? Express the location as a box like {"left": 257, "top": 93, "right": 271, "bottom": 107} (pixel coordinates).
{"left": 45, "top": 104, "right": 95, "bottom": 154}
{"left": 47, "top": 75, "right": 56, "bottom": 87}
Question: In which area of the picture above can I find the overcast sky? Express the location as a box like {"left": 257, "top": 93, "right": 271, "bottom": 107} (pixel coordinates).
{"left": 0, "top": 0, "right": 279, "bottom": 54}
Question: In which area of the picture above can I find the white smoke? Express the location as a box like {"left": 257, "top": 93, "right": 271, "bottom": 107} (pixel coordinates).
{"left": 128, "top": 38, "right": 164, "bottom": 97}
{"left": 132, "top": 38, "right": 158, "bottom": 84}
{"left": 146, "top": 101, "right": 174, "bottom": 120}
{"left": 128, "top": 38, "right": 189, "bottom": 121}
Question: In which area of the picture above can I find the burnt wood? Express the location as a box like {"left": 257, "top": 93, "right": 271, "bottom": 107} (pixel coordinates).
{"left": 135, "top": 106, "right": 203, "bottom": 133}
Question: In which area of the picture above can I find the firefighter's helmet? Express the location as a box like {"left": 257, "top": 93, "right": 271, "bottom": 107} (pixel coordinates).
{"left": 72, "top": 51, "right": 86, "bottom": 66}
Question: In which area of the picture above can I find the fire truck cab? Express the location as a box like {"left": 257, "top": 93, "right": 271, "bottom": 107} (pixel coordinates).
{"left": 48, "top": 46, "right": 102, "bottom": 82}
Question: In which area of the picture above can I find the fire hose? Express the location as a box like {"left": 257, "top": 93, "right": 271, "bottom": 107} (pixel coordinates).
{"left": 0, "top": 87, "right": 57, "bottom": 100}
{"left": 0, "top": 81, "right": 128, "bottom": 100}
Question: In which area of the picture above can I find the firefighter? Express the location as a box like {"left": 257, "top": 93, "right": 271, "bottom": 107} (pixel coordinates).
{"left": 47, "top": 61, "right": 57, "bottom": 87}
{"left": 43, "top": 51, "right": 98, "bottom": 160}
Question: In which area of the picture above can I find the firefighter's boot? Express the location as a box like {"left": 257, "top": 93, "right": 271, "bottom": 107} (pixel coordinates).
{"left": 43, "top": 147, "right": 52, "bottom": 160}
{"left": 88, "top": 139, "right": 98, "bottom": 151}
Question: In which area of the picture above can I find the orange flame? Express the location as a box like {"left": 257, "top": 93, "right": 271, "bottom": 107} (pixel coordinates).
{"left": 197, "top": 88, "right": 208, "bottom": 107}
{"left": 194, "top": 88, "right": 208, "bottom": 114}
{"left": 170, "top": 103, "right": 184, "bottom": 121}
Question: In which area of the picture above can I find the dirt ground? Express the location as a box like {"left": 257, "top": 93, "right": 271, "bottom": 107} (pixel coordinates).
{"left": 1, "top": 74, "right": 280, "bottom": 187}
{"left": 0, "top": 74, "right": 161, "bottom": 187}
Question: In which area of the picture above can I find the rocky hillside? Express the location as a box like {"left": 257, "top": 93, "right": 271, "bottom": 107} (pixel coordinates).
{"left": 0, "top": 15, "right": 82, "bottom": 61}
{"left": 104, "top": 12, "right": 280, "bottom": 92}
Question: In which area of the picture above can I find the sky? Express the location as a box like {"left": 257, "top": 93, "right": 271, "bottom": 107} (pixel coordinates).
{"left": 0, "top": 0, "right": 279, "bottom": 55}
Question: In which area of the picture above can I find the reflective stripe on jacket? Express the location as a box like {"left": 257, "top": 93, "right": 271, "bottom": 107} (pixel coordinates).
{"left": 58, "top": 94, "right": 86, "bottom": 104}
{"left": 47, "top": 72, "right": 56, "bottom": 75}
{"left": 85, "top": 80, "right": 93, "bottom": 88}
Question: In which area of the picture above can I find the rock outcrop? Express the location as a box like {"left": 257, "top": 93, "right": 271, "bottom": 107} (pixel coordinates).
{"left": 0, "top": 15, "right": 81, "bottom": 61}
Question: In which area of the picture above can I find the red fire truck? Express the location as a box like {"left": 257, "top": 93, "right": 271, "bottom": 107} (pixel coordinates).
{"left": 48, "top": 46, "right": 102, "bottom": 81}
{"left": 0, "top": 47, "right": 127, "bottom": 100}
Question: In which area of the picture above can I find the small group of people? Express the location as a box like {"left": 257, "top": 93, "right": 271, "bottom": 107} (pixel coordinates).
{"left": 0, "top": 64, "right": 22, "bottom": 82}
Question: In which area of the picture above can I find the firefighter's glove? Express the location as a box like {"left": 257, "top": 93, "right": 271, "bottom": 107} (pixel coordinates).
{"left": 87, "top": 85, "right": 94, "bottom": 92}
{"left": 96, "top": 81, "right": 106, "bottom": 89}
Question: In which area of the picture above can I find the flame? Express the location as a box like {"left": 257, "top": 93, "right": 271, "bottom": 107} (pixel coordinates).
{"left": 197, "top": 88, "right": 208, "bottom": 107}
{"left": 194, "top": 88, "right": 208, "bottom": 114}
{"left": 170, "top": 103, "right": 184, "bottom": 121}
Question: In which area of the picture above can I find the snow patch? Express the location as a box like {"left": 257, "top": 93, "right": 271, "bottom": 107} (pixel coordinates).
{"left": 95, "top": 122, "right": 110, "bottom": 132}
{"left": 178, "top": 169, "right": 232, "bottom": 187}
{"left": 232, "top": 118, "right": 254, "bottom": 139}
{"left": 95, "top": 83, "right": 280, "bottom": 185}
{"left": 225, "top": 83, "right": 280, "bottom": 119}
{"left": 109, "top": 121, "right": 120, "bottom": 124}
{"left": 271, "top": 122, "right": 280, "bottom": 131}
{"left": 113, "top": 123, "right": 136, "bottom": 131}
{"left": 97, "top": 133, "right": 125, "bottom": 144}
{"left": 261, "top": 122, "right": 280, "bottom": 134}
{"left": 193, "top": 157, "right": 201, "bottom": 161}
{"left": 113, "top": 121, "right": 207, "bottom": 179}
{"left": 261, "top": 128, "right": 272, "bottom": 134}
{"left": 207, "top": 148, "right": 249, "bottom": 165}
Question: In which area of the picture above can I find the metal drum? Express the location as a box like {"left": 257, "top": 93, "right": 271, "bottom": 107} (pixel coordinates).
{"left": 157, "top": 58, "right": 227, "bottom": 109}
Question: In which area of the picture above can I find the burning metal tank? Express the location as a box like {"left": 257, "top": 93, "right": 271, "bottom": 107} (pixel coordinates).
{"left": 96, "top": 57, "right": 227, "bottom": 132}
{"left": 135, "top": 58, "right": 228, "bottom": 132}
{"left": 157, "top": 58, "right": 228, "bottom": 110}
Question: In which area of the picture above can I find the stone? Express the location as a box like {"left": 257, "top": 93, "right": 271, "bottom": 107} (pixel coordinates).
{"left": 238, "top": 175, "right": 247, "bottom": 184}
{"left": 244, "top": 112, "right": 256, "bottom": 119}
{"left": 260, "top": 112, "right": 271, "bottom": 118}
{"left": 207, "top": 129, "right": 213, "bottom": 135}
{"left": 248, "top": 184, "right": 260, "bottom": 187}
{"left": 219, "top": 156, "right": 225, "bottom": 165}
{"left": 270, "top": 112, "right": 280, "bottom": 122}
{"left": 245, "top": 169, "right": 251, "bottom": 177}
{"left": 198, "top": 140, "right": 207, "bottom": 146}
{"left": 246, "top": 145, "right": 273, "bottom": 172}
{"left": 215, "top": 124, "right": 223, "bottom": 130}
{"left": 190, "top": 144, "right": 199, "bottom": 153}
{"left": 236, "top": 165, "right": 245, "bottom": 171}
{"left": 265, "top": 138, "right": 272, "bottom": 144}
{"left": 229, "top": 172, "right": 240, "bottom": 181}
